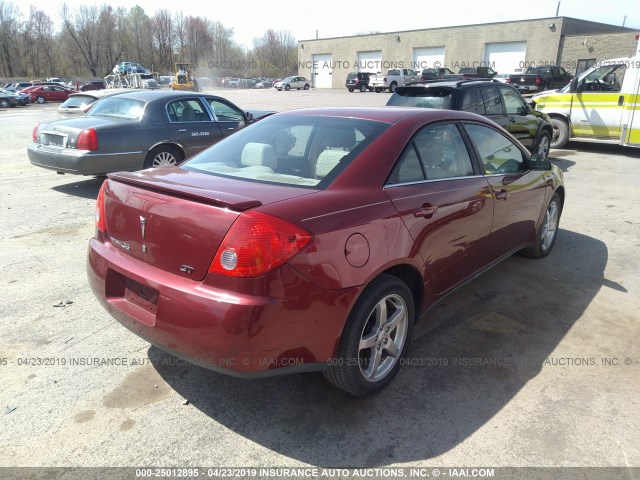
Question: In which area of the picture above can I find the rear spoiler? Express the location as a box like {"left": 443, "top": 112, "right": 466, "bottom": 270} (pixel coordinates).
{"left": 108, "top": 170, "right": 262, "bottom": 210}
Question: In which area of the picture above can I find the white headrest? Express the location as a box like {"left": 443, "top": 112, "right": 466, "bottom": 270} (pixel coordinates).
{"left": 315, "top": 150, "right": 347, "bottom": 179}
{"left": 241, "top": 143, "right": 277, "bottom": 170}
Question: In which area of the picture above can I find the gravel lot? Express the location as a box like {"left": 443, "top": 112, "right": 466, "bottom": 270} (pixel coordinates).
{"left": 1, "top": 88, "right": 639, "bottom": 470}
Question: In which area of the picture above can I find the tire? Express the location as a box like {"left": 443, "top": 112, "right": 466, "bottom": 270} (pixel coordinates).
{"left": 348, "top": 88, "right": 354, "bottom": 92}
{"left": 323, "top": 274, "right": 415, "bottom": 397}
{"left": 36, "top": 96, "right": 45, "bottom": 104}
{"left": 143, "top": 145, "right": 181, "bottom": 169}
{"left": 533, "top": 131, "right": 551, "bottom": 157}
{"left": 389, "top": 82, "right": 397, "bottom": 93}
{"left": 375, "top": 88, "right": 381, "bottom": 93}
{"left": 550, "top": 117, "right": 569, "bottom": 149}
{"left": 521, "top": 193, "right": 562, "bottom": 258}
{"left": 359, "top": 83, "right": 367, "bottom": 92}
{"left": 303, "top": 84, "right": 309, "bottom": 90}
{"left": 0, "top": 99, "right": 9, "bottom": 108}
{"left": 285, "top": 84, "right": 291, "bottom": 91}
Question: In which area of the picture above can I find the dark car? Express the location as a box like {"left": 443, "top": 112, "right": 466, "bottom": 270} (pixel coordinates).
{"left": 80, "top": 80, "right": 106, "bottom": 91}
{"left": 87, "top": 107, "right": 564, "bottom": 396}
{"left": 420, "top": 67, "right": 459, "bottom": 81}
{"left": 345, "top": 72, "right": 373, "bottom": 92}
{"left": 28, "top": 90, "right": 273, "bottom": 175}
{"left": 387, "top": 80, "right": 554, "bottom": 156}
{"left": 0, "top": 90, "right": 19, "bottom": 108}
{"left": 459, "top": 67, "right": 498, "bottom": 78}
{"left": 0, "top": 88, "right": 30, "bottom": 107}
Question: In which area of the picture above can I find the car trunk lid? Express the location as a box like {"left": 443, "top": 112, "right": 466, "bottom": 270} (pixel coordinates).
{"left": 103, "top": 167, "right": 317, "bottom": 280}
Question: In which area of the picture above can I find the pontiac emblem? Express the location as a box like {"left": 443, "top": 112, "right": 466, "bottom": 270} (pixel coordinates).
{"left": 140, "top": 216, "right": 147, "bottom": 253}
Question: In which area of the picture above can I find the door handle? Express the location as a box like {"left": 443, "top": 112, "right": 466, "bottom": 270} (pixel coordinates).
{"left": 494, "top": 189, "right": 509, "bottom": 200}
{"left": 178, "top": 129, "right": 187, "bottom": 132}
{"left": 618, "top": 95, "right": 624, "bottom": 106}
{"left": 413, "top": 204, "right": 438, "bottom": 218}
{"left": 227, "top": 127, "right": 235, "bottom": 130}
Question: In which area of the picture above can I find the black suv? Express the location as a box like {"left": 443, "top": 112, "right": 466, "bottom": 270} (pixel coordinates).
{"left": 387, "top": 80, "right": 553, "bottom": 156}
{"left": 345, "top": 72, "right": 373, "bottom": 92}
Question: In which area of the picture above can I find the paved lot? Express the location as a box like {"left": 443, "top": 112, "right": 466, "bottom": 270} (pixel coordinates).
{"left": 0, "top": 89, "right": 639, "bottom": 468}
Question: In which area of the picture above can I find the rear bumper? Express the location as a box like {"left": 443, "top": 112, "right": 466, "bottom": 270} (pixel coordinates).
{"left": 87, "top": 237, "right": 360, "bottom": 376}
{"left": 28, "top": 144, "right": 145, "bottom": 175}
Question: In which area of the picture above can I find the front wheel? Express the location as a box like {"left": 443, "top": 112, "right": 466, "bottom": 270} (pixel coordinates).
{"left": 533, "top": 131, "right": 551, "bottom": 157}
{"left": 521, "top": 193, "right": 562, "bottom": 258}
{"left": 144, "top": 145, "right": 181, "bottom": 169}
{"left": 359, "top": 83, "right": 367, "bottom": 92}
{"left": 550, "top": 118, "right": 569, "bottom": 149}
{"left": 324, "top": 274, "right": 414, "bottom": 396}
{"left": 375, "top": 88, "right": 381, "bottom": 93}
{"left": 389, "top": 82, "right": 397, "bottom": 93}
{"left": 0, "top": 99, "right": 10, "bottom": 108}
{"left": 285, "top": 84, "right": 291, "bottom": 91}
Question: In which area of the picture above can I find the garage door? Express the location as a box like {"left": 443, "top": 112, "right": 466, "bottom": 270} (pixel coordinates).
{"left": 484, "top": 42, "right": 527, "bottom": 74}
{"left": 413, "top": 47, "right": 445, "bottom": 71}
{"left": 312, "top": 54, "right": 333, "bottom": 89}
{"left": 356, "top": 51, "right": 382, "bottom": 74}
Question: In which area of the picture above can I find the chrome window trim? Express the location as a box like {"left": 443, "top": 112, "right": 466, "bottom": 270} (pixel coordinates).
{"left": 384, "top": 174, "right": 484, "bottom": 188}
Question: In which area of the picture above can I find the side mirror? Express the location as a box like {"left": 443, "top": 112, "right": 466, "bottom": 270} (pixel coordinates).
{"left": 245, "top": 111, "right": 254, "bottom": 122}
{"left": 528, "top": 153, "right": 552, "bottom": 170}
{"left": 569, "top": 76, "right": 580, "bottom": 93}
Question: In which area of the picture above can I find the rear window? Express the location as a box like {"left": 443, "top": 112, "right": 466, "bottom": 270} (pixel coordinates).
{"left": 386, "top": 88, "right": 452, "bottom": 109}
{"left": 87, "top": 97, "right": 145, "bottom": 120}
{"left": 347, "top": 73, "right": 357, "bottom": 80}
{"left": 60, "top": 95, "right": 97, "bottom": 108}
{"left": 183, "top": 115, "right": 389, "bottom": 188}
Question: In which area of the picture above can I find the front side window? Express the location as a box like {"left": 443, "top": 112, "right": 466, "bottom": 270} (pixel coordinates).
{"left": 500, "top": 87, "right": 527, "bottom": 115}
{"left": 464, "top": 123, "right": 526, "bottom": 174}
{"left": 206, "top": 99, "right": 244, "bottom": 122}
{"left": 581, "top": 64, "right": 627, "bottom": 92}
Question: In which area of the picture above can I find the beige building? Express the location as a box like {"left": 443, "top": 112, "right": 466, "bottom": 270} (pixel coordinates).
{"left": 297, "top": 17, "right": 638, "bottom": 88}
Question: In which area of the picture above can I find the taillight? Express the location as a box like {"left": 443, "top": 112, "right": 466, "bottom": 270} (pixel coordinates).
{"left": 535, "top": 75, "right": 542, "bottom": 86}
{"left": 77, "top": 128, "right": 98, "bottom": 150}
{"left": 32, "top": 123, "right": 40, "bottom": 143}
{"left": 506, "top": 78, "right": 512, "bottom": 84}
{"left": 209, "top": 211, "right": 313, "bottom": 278}
{"left": 383, "top": 77, "right": 387, "bottom": 82}
{"left": 95, "top": 182, "right": 107, "bottom": 232}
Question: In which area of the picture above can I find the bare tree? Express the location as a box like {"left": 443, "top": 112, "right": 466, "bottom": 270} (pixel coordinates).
{"left": 252, "top": 29, "right": 297, "bottom": 77}
{"left": 151, "top": 9, "right": 174, "bottom": 74}
{"left": 62, "top": 3, "right": 101, "bottom": 76}
{"left": 0, "top": 0, "right": 21, "bottom": 77}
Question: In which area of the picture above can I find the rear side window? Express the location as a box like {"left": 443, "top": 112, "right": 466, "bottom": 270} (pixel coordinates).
{"left": 388, "top": 123, "right": 475, "bottom": 184}
{"left": 479, "top": 87, "right": 504, "bottom": 115}
{"left": 461, "top": 88, "right": 482, "bottom": 114}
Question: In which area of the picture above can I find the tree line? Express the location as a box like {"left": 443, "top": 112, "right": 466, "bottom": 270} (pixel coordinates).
{"left": 0, "top": 1, "right": 298, "bottom": 80}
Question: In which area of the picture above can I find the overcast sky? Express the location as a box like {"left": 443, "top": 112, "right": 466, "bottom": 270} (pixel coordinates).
{"left": 19, "top": 0, "right": 640, "bottom": 49}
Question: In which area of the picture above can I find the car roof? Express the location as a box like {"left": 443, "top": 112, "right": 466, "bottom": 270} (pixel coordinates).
{"left": 107, "top": 90, "right": 221, "bottom": 101}
{"left": 275, "top": 106, "right": 489, "bottom": 124}
{"left": 396, "top": 79, "right": 503, "bottom": 91}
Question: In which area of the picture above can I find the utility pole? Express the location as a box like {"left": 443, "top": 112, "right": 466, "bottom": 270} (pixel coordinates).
{"left": 556, "top": 1, "right": 561, "bottom": 16}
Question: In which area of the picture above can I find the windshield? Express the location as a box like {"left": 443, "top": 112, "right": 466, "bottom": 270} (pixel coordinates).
{"left": 87, "top": 97, "right": 145, "bottom": 120}
{"left": 386, "top": 89, "right": 452, "bottom": 109}
{"left": 183, "top": 115, "right": 389, "bottom": 188}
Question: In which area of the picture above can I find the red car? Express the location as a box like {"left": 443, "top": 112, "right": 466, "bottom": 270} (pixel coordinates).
{"left": 80, "top": 80, "right": 106, "bottom": 91}
{"left": 88, "top": 107, "right": 564, "bottom": 396}
{"left": 28, "top": 85, "right": 74, "bottom": 104}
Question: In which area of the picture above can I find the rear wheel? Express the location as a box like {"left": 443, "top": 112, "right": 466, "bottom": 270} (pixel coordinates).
{"left": 533, "top": 131, "right": 551, "bottom": 157}
{"left": 0, "top": 99, "right": 9, "bottom": 108}
{"left": 303, "top": 84, "right": 309, "bottom": 90}
{"left": 521, "top": 193, "right": 562, "bottom": 258}
{"left": 348, "top": 88, "right": 354, "bottom": 92}
{"left": 359, "top": 83, "right": 367, "bottom": 92}
{"left": 36, "top": 96, "right": 45, "bottom": 104}
{"left": 550, "top": 117, "right": 569, "bottom": 149}
{"left": 375, "top": 88, "right": 381, "bottom": 93}
{"left": 324, "top": 274, "right": 414, "bottom": 396}
{"left": 144, "top": 145, "right": 181, "bottom": 169}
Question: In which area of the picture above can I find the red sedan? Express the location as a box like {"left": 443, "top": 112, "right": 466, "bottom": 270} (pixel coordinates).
{"left": 28, "top": 85, "right": 74, "bottom": 104}
{"left": 88, "top": 107, "right": 564, "bottom": 396}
